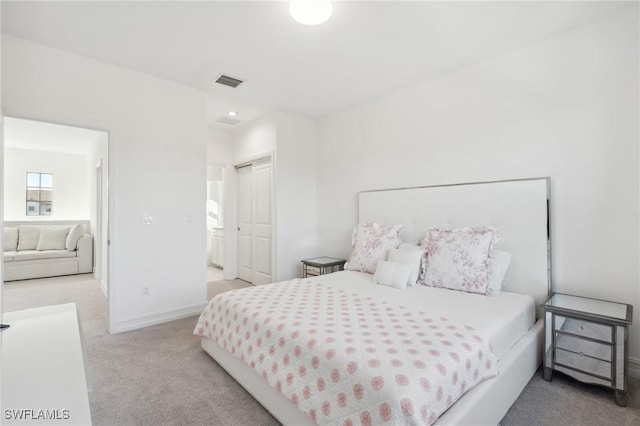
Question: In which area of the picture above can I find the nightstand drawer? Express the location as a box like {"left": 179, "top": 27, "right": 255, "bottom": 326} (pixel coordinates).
{"left": 556, "top": 333, "right": 611, "bottom": 363}
{"left": 555, "top": 316, "right": 613, "bottom": 343}
{"left": 555, "top": 347, "right": 611, "bottom": 380}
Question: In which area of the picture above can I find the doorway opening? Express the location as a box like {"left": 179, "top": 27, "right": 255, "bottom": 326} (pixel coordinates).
{"left": 2, "top": 116, "right": 110, "bottom": 327}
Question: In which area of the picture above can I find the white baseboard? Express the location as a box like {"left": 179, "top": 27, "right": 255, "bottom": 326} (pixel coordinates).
{"left": 629, "top": 357, "right": 640, "bottom": 379}
{"left": 113, "top": 301, "right": 208, "bottom": 334}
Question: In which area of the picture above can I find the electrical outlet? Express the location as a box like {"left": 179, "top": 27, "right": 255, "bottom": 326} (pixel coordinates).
{"left": 142, "top": 214, "right": 153, "bottom": 225}
{"left": 142, "top": 285, "right": 150, "bottom": 297}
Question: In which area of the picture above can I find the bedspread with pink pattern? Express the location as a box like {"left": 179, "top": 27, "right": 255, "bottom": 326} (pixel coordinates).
{"left": 194, "top": 278, "right": 498, "bottom": 425}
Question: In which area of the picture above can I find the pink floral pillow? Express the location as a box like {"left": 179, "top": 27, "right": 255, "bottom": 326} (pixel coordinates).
{"left": 344, "top": 223, "right": 403, "bottom": 274}
{"left": 422, "top": 226, "right": 500, "bottom": 295}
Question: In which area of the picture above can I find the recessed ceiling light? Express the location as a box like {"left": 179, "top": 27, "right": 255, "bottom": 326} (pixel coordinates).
{"left": 227, "top": 111, "right": 238, "bottom": 117}
{"left": 289, "top": 0, "right": 332, "bottom": 26}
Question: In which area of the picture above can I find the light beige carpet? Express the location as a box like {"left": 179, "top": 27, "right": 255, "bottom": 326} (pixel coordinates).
{"left": 3, "top": 275, "right": 639, "bottom": 425}
{"left": 4, "top": 275, "right": 276, "bottom": 426}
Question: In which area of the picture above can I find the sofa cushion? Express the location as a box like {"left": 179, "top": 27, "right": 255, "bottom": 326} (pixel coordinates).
{"left": 66, "top": 224, "right": 84, "bottom": 251}
{"left": 18, "top": 226, "right": 41, "bottom": 251}
{"left": 4, "top": 251, "right": 17, "bottom": 262}
{"left": 37, "top": 227, "right": 70, "bottom": 251}
{"left": 13, "top": 250, "right": 77, "bottom": 261}
{"left": 4, "top": 227, "right": 19, "bottom": 251}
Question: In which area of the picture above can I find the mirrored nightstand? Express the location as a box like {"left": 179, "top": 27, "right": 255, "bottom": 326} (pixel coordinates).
{"left": 542, "top": 293, "right": 633, "bottom": 406}
{"left": 301, "top": 257, "right": 346, "bottom": 278}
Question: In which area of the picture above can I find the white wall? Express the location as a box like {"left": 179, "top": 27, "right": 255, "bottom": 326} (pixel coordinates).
{"left": 2, "top": 36, "right": 209, "bottom": 332}
{"left": 232, "top": 115, "right": 277, "bottom": 165}
{"left": 273, "top": 112, "right": 318, "bottom": 280}
{"left": 4, "top": 147, "right": 89, "bottom": 221}
{"left": 207, "top": 126, "right": 233, "bottom": 165}
{"left": 317, "top": 10, "right": 640, "bottom": 361}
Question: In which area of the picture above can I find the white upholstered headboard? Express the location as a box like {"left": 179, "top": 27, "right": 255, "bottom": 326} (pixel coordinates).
{"left": 358, "top": 178, "right": 551, "bottom": 308}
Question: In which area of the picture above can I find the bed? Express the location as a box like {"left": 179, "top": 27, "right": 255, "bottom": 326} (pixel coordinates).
{"left": 195, "top": 177, "right": 551, "bottom": 425}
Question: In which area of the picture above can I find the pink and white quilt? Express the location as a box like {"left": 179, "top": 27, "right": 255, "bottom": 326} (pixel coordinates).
{"left": 194, "top": 278, "right": 498, "bottom": 425}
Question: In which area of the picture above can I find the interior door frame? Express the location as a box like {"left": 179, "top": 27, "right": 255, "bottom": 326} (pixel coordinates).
{"left": 1, "top": 109, "right": 116, "bottom": 333}
{"left": 236, "top": 163, "right": 253, "bottom": 282}
{"left": 95, "top": 159, "right": 102, "bottom": 279}
{"left": 233, "top": 153, "right": 275, "bottom": 284}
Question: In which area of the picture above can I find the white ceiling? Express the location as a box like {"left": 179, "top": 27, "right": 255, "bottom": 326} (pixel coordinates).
{"left": 4, "top": 117, "right": 104, "bottom": 155}
{"left": 1, "top": 1, "right": 631, "bottom": 127}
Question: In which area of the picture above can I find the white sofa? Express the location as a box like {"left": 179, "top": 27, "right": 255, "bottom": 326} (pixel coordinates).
{"left": 3, "top": 223, "right": 93, "bottom": 282}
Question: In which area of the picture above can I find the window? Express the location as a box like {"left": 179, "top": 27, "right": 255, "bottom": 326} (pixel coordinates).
{"left": 26, "top": 172, "right": 53, "bottom": 216}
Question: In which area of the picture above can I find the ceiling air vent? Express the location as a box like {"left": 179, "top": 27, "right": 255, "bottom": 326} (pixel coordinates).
{"left": 217, "top": 116, "right": 241, "bottom": 125}
{"left": 214, "top": 74, "right": 244, "bottom": 88}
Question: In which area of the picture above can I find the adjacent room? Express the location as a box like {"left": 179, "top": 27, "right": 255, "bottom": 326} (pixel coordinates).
{"left": 1, "top": 1, "right": 638, "bottom": 425}
{"left": 2, "top": 117, "right": 109, "bottom": 315}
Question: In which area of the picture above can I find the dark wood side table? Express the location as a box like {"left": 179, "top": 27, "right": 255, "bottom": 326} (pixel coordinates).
{"left": 301, "top": 257, "right": 346, "bottom": 278}
{"left": 542, "top": 293, "right": 633, "bottom": 406}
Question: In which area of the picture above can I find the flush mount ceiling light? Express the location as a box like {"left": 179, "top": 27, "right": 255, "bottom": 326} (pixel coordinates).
{"left": 289, "top": 0, "right": 333, "bottom": 26}
{"left": 227, "top": 111, "right": 238, "bottom": 117}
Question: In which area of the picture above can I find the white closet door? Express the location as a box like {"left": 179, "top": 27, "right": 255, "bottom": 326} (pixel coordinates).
{"left": 237, "top": 166, "right": 253, "bottom": 282}
{"left": 236, "top": 159, "right": 273, "bottom": 284}
{"left": 252, "top": 160, "right": 273, "bottom": 285}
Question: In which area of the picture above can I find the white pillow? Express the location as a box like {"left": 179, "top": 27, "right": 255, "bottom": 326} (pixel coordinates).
{"left": 37, "top": 227, "right": 70, "bottom": 251}
{"left": 423, "top": 226, "right": 500, "bottom": 295}
{"left": 3, "top": 227, "right": 19, "bottom": 251}
{"left": 487, "top": 250, "right": 512, "bottom": 294}
{"left": 17, "top": 226, "right": 41, "bottom": 251}
{"left": 373, "top": 260, "right": 411, "bottom": 290}
{"left": 388, "top": 246, "right": 423, "bottom": 286}
{"left": 344, "top": 223, "right": 402, "bottom": 274}
{"left": 66, "top": 224, "right": 85, "bottom": 251}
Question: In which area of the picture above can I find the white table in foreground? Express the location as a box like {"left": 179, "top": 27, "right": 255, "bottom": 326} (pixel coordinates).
{"left": 2, "top": 303, "right": 92, "bottom": 425}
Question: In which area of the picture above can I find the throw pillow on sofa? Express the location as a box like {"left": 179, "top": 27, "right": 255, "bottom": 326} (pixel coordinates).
{"left": 3, "top": 227, "right": 19, "bottom": 251}
{"left": 37, "top": 227, "right": 71, "bottom": 251}
{"left": 17, "top": 226, "right": 41, "bottom": 251}
{"left": 66, "top": 224, "right": 84, "bottom": 251}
